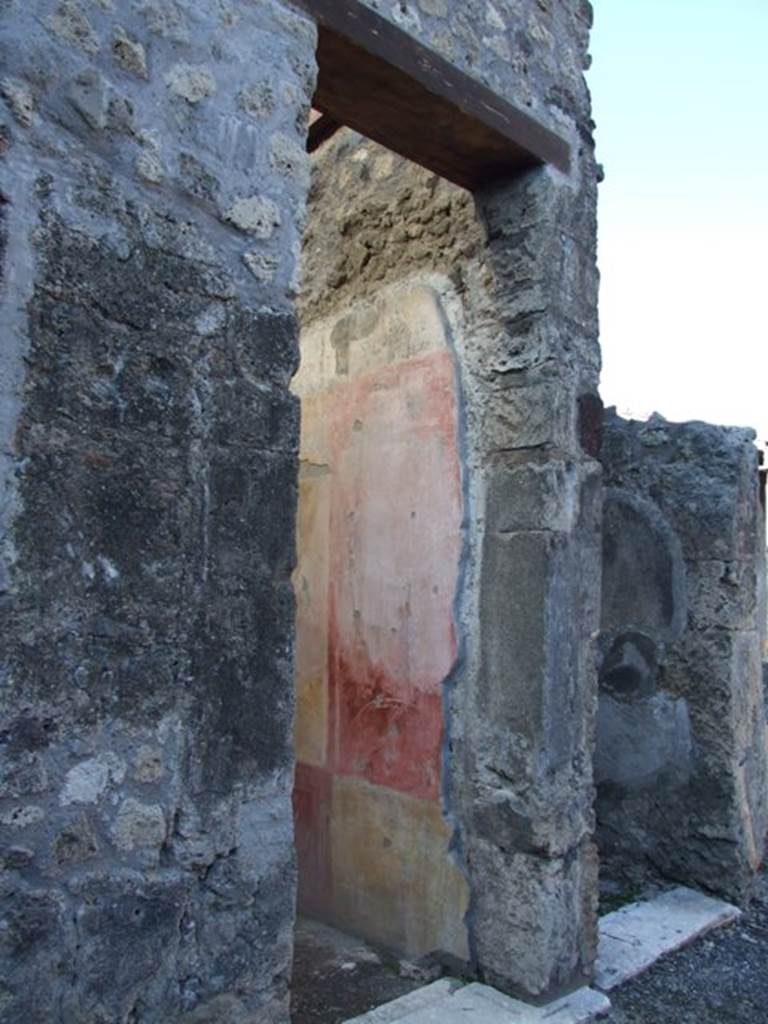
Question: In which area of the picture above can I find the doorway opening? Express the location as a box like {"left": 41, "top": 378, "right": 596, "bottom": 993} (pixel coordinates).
{"left": 290, "top": 124, "right": 480, "bottom": 1021}
{"left": 286, "top": 4, "right": 576, "bottom": 1017}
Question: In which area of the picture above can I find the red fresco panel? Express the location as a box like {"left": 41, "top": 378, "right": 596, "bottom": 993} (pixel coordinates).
{"left": 327, "top": 350, "right": 462, "bottom": 802}
{"left": 293, "top": 761, "right": 333, "bottom": 918}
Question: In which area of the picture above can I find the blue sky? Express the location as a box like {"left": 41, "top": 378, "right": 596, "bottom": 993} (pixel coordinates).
{"left": 588, "top": 1, "right": 768, "bottom": 441}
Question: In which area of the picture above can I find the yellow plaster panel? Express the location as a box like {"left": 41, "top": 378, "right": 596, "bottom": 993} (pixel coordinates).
{"left": 329, "top": 776, "right": 469, "bottom": 960}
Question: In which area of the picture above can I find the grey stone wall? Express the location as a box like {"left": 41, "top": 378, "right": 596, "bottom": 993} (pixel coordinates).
{"left": 598, "top": 412, "right": 768, "bottom": 903}
{"left": 0, "top": 2, "right": 315, "bottom": 1021}
{"left": 0, "top": 0, "right": 600, "bottom": 1014}
{"left": 303, "top": 0, "right": 601, "bottom": 994}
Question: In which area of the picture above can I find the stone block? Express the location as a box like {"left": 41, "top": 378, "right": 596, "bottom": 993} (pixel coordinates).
{"left": 467, "top": 836, "right": 597, "bottom": 997}
{"left": 486, "top": 459, "right": 584, "bottom": 535}
{"left": 347, "top": 980, "right": 609, "bottom": 1024}
{"left": 344, "top": 979, "right": 463, "bottom": 1024}
{"left": 594, "top": 886, "right": 740, "bottom": 991}
{"left": 480, "top": 381, "right": 574, "bottom": 455}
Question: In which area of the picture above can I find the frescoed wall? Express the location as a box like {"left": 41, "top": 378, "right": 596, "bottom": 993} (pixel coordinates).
{"left": 292, "top": 280, "right": 469, "bottom": 958}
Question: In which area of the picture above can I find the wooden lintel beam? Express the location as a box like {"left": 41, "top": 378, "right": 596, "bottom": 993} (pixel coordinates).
{"left": 307, "top": 112, "right": 343, "bottom": 153}
{"left": 293, "top": 0, "right": 571, "bottom": 191}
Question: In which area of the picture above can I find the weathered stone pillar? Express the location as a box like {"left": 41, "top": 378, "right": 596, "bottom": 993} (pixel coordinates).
{"left": 0, "top": 2, "right": 315, "bottom": 1020}
{"left": 451, "top": 165, "right": 602, "bottom": 996}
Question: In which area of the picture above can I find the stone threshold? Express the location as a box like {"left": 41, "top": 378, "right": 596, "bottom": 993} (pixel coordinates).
{"left": 344, "top": 978, "right": 609, "bottom": 1023}
{"left": 343, "top": 885, "right": 741, "bottom": 1024}
{"left": 594, "top": 884, "right": 741, "bottom": 991}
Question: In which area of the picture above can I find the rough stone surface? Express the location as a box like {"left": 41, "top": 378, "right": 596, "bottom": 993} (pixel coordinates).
{"left": 224, "top": 194, "right": 282, "bottom": 236}
{"left": 597, "top": 412, "right": 768, "bottom": 903}
{"left": 0, "top": 0, "right": 602, "bottom": 1015}
{"left": 0, "top": 1, "right": 316, "bottom": 1020}
{"left": 112, "top": 26, "right": 149, "bottom": 80}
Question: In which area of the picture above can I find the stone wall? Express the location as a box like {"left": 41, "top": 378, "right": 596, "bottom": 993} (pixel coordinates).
{"left": 0, "top": 2, "right": 315, "bottom": 1021}
{"left": 597, "top": 411, "right": 768, "bottom": 903}
{"left": 0, "top": 0, "right": 601, "bottom": 1014}
{"left": 357, "top": 0, "right": 593, "bottom": 141}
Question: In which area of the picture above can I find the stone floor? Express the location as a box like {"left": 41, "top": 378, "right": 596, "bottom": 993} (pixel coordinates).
{"left": 291, "top": 918, "right": 424, "bottom": 1024}
{"left": 292, "top": 875, "right": 759, "bottom": 1024}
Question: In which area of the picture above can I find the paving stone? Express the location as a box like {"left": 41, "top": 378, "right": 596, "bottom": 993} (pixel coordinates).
{"left": 346, "top": 981, "right": 610, "bottom": 1024}
{"left": 594, "top": 886, "right": 741, "bottom": 991}
{"left": 344, "top": 979, "right": 462, "bottom": 1024}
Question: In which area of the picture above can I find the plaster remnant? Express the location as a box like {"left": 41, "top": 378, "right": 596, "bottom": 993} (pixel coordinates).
{"left": 288, "top": 237, "right": 303, "bottom": 297}
{"left": 97, "top": 555, "right": 120, "bottom": 580}
{"left": 417, "top": 0, "right": 448, "bottom": 14}
{"left": 243, "top": 250, "right": 278, "bottom": 283}
{"left": 60, "top": 754, "right": 126, "bottom": 805}
{"left": 0, "top": 805, "right": 45, "bottom": 828}
{"left": 240, "top": 81, "right": 275, "bottom": 118}
{"left": 136, "top": 149, "right": 165, "bottom": 184}
{"left": 195, "top": 303, "right": 227, "bottom": 336}
{"left": 112, "top": 798, "right": 166, "bottom": 851}
{"left": 219, "top": 2, "right": 240, "bottom": 29}
{"left": 165, "top": 63, "right": 216, "bottom": 105}
{"left": 1, "top": 79, "right": 36, "bottom": 128}
{"left": 486, "top": 2, "right": 506, "bottom": 30}
{"left": 389, "top": 2, "right": 422, "bottom": 33}
{"left": 68, "top": 70, "right": 109, "bottom": 131}
{"left": 134, "top": 745, "right": 163, "bottom": 783}
{"left": 223, "top": 195, "right": 281, "bottom": 237}
{"left": 47, "top": 1, "right": 100, "bottom": 54}
{"left": 270, "top": 132, "right": 310, "bottom": 185}
{"left": 112, "top": 27, "right": 149, "bottom": 80}
{"left": 140, "top": 0, "right": 189, "bottom": 42}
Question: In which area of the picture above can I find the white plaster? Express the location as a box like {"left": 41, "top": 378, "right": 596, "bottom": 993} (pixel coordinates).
{"left": 0, "top": 805, "right": 45, "bottom": 828}
{"left": 224, "top": 194, "right": 281, "bottom": 237}
{"left": 195, "top": 303, "right": 227, "bottom": 336}
{"left": 60, "top": 753, "right": 126, "bottom": 805}
{"left": 485, "top": 3, "right": 506, "bottom": 31}
{"left": 97, "top": 555, "right": 120, "bottom": 581}
{"left": 164, "top": 62, "right": 216, "bottom": 104}
{"left": 594, "top": 886, "right": 741, "bottom": 991}
{"left": 345, "top": 982, "right": 609, "bottom": 1024}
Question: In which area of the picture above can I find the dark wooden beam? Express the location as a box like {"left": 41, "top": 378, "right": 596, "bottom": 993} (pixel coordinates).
{"left": 294, "top": 0, "right": 570, "bottom": 191}
{"left": 307, "top": 112, "right": 343, "bottom": 153}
